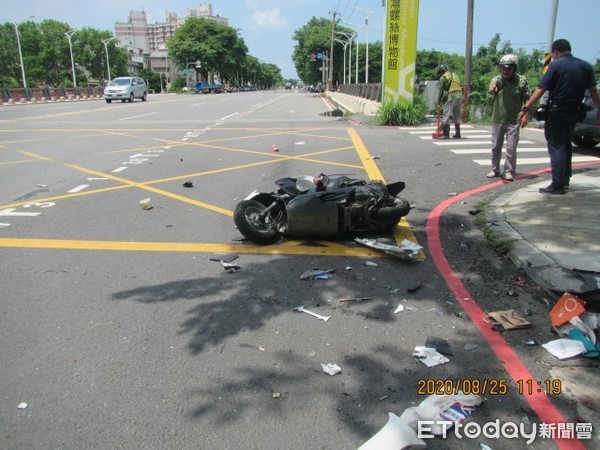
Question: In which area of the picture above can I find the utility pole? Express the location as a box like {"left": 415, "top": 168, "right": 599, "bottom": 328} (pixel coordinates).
{"left": 462, "top": 0, "right": 474, "bottom": 123}
{"left": 328, "top": 11, "right": 336, "bottom": 91}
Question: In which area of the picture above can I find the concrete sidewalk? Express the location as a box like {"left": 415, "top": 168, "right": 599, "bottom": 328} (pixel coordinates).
{"left": 486, "top": 167, "right": 600, "bottom": 301}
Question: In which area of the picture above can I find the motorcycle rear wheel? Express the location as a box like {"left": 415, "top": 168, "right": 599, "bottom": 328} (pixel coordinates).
{"left": 372, "top": 197, "right": 411, "bottom": 228}
{"left": 234, "top": 199, "right": 284, "bottom": 245}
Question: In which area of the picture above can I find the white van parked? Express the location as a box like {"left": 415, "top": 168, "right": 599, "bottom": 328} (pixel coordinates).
{"left": 104, "top": 77, "right": 147, "bottom": 103}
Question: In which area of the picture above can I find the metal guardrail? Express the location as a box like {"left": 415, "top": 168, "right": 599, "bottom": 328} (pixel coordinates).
{"left": 337, "top": 83, "right": 382, "bottom": 102}
{"left": 1, "top": 86, "right": 105, "bottom": 104}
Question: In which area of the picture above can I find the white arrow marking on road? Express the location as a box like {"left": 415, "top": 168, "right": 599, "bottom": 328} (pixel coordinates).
{"left": 68, "top": 185, "right": 89, "bottom": 193}
{"left": 0, "top": 208, "right": 41, "bottom": 217}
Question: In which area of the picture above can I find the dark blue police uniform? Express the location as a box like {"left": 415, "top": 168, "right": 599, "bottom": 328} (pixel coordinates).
{"left": 539, "top": 54, "right": 596, "bottom": 186}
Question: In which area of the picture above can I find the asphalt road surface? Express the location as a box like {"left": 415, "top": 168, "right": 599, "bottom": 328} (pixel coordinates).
{"left": 1, "top": 91, "right": 596, "bottom": 450}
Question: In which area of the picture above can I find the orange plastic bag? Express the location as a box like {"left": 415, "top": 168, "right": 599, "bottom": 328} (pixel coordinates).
{"left": 549, "top": 292, "right": 586, "bottom": 327}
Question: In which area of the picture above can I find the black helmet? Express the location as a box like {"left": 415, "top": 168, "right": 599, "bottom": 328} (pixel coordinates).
{"left": 435, "top": 64, "right": 448, "bottom": 76}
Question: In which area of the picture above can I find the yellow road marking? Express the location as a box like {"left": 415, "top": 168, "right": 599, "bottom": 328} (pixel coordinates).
{"left": 0, "top": 125, "right": 422, "bottom": 258}
{"left": 0, "top": 238, "right": 382, "bottom": 257}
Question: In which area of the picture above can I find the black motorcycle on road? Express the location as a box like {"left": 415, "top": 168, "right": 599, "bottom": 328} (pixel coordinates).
{"left": 233, "top": 173, "right": 411, "bottom": 245}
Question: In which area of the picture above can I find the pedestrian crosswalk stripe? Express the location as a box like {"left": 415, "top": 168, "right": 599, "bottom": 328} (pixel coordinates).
{"left": 402, "top": 125, "right": 475, "bottom": 131}
{"left": 433, "top": 140, "right": 535, "bottom": 145}
{"left": 472, "top": 156, "right": 598, "bottom": 166}
{"left": 451, "top": 147, "right": 548, "bottom": 154}
{"left": 408, "top": 130, "right": 489, "bottom": 135}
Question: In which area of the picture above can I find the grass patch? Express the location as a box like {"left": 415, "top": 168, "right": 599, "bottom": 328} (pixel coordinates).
{"left": 375, "top": 96, "right": 427, "bottom": 126}
{"left": 474, "top": 199, "right": 513, "bottom": 256}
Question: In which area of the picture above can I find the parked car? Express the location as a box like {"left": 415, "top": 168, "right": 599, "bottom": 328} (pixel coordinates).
{"left": 103, "top": 77, "right": 147, "bottom": 103}
{"left": 572, "top": 82, "right": 600, "bottom": 149}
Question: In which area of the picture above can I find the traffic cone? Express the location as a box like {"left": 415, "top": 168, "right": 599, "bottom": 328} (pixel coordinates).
{"left": 272, "top": 144, "right": 279, "bottom": 152}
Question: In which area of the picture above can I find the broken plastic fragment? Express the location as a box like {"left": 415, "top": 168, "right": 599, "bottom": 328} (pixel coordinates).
{"left": 300, "top": 268, "right": 335, "bottom": 280}
{"left": 394, "top": 304, "right": 404, "bottom": 313}
{"left": 413, "top": 346, "right": 450, "bottom": 367}
{"left": 355, "top": 238, "right": 423, "bottom": 262}
{"left": 321, "top": 363, "right": 342, "bottom": 376}
{"left": 17, "top": 402, "right": 28, "bottom": 410}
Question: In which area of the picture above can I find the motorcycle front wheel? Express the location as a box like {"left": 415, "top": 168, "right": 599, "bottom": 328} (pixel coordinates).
{"left": 372, "top": 197, "right": 411, "bottom": 228}
{"left": 234, "top": 199, "right": 284, "bottom": 245}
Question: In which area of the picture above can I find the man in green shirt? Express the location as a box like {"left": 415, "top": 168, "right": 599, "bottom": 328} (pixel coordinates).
{"left": 487, "top": 54, "right": 531, "bottom": 181}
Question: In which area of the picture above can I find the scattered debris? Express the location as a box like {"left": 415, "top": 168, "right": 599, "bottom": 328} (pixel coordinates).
{"left": 407, "top": 281, "right": 422, "bottom": 293}
{"left": 17, "top": 402, "right": 28, "bottom": 410}
{"left": 468, "top": 208, "right": 481, "bottom": 215}
{"left": 357, "top": 412, "right": 426, "bottom": 450}
{"left": 364, "top": 261, "right": 378, "bottom": 267}
{"left": 36, "top": 184, "right": 47, "bottom": 188}
{"left": 506, "top": 290, "right": 519, "bottom": 297}
{"left": 425, "top": 336, "right": 453, "bottom": 356}
{"left": 542, "top": 338, "right": 587, "bottom": 360}
{"left": 369, "top": 155, "right": 381, "bottom": 160}
{"left": 413, "top": 346, "right": 450, "bottom": 367}
{"left": 464, "top": 343, "right": 479, "bottom": 351}
{"left": 447, "top": 192, "right": 458, "bottom": 196}
{"left": 293, "top": 305, "right": 330, "bottom": 322}
{"left": 300, "top": 268, "right": 335, "bottom": 280}
{"left": 272, "top": 144, "right": 279, "bottom": 152}
{"left": 139, "top": 198, "right": 153, "bottom": 210}
{"left": 321, "top": 363, "right": 342, "bottom": 376}
{"left": 550, "top": 292, "right": 586, "bottom": 327}
{"left": 487, "top": 309, "right": 532, "bottom": 330}
{"left": 339, "top": 297, "right": 372, "bottom": 303}
{"left": 513, "top": 277, "right": 527, "bottom": 287}
{"left": 182, "top": 181, "right": 193, "bottom": 188}
{"left": 355, "top": 238, "right": 423, "bottom": 262}
{"left": 209, "top": 253, "right": 239, "bottom": 263}
{"left": 394, "top": 304, "right": 404, "bottom": 313}
{"left": 399, "top": 391, "right": 484, "bottom": 435}
{"left": 272, "top": 392, "right": 281, "bottom": 399}
{"left": 525, "top": 339, "right": 539, "bottom": 346}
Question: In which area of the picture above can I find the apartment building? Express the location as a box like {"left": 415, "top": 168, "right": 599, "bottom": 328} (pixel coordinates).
{"left": 113, "top": 4, "right": 229, "bottom": 86}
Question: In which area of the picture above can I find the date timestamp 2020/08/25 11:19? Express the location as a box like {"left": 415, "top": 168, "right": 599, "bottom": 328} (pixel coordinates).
{"left": 416, "top": 378, "right": 562, "bottom": 396}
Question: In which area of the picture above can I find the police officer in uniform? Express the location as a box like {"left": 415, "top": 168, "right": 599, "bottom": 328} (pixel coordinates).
{"left": 436, "top": 65, "right": 463, "bottom": 139}
{"left": 519, "top": 39, "right": 600, "bottom": 194}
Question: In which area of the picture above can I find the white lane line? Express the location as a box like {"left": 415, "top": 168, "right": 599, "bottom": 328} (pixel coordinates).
{"left": 0, "top": 208, "right": 41, "bottom": 217}
{"left": 220, "top": 113, "right": 239, "bottom": 121}
{"left": 67, "top": 184, "right": 90, "bottom": 193}
{"left": 119, "top": 112, "right": 157, "bottom": 121}
{"left": 0, "top": 223, "right": 11, "bottom": 227}
{"left": 87, "top": 177, "right": 109, "bottom": 180}
{"left": 112, "top": 167, "right": 128, "bottom": 173}
{"left": 451, "top": 148, "right": 548, "bottom": 154}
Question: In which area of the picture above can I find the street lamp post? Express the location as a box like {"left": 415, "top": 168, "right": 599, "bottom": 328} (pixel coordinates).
{"left": 12, "top": 15, "right": 35, "bottom": 88}
{"left": 334, "top": 38, "right": 349, "bottom": 85}
{"left": 65, "top": 29, "right": 78, "bottom": 88}
{"left": 102, "top": 36, "right": 117, "bottom": 82}
{"left": 342, "top": 21, "right": 365, "bottom": 84}
{"left": 351, "top": 6, "right": 374, "bottom": 83}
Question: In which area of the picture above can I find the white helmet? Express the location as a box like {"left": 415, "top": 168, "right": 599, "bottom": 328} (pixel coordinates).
{"left": 499, "top": 54, "right": 518, "bottom": 68}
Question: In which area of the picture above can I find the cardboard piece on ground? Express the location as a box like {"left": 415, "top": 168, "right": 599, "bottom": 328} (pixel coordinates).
{"left": 549, "top": 292, "right": 587, "bottom": 327}
{"left": 487, "top": 309, "right": 532, "bottom": 330}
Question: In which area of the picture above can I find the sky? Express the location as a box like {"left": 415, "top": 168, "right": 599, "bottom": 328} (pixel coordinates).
{"left": 3, "top": 0, "right": 599, "bottom": 79}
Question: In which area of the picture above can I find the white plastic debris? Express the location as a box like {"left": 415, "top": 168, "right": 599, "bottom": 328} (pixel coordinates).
{"left": 321, "top": 363, "right": 342, "bottom": 376}
{"left": 542, "top": 338, "right": 587, "bottom": 360}
{"left": 394, "top": 304, "right": 405, "bottom": 313}
{"left": 399, "top": 391, "right": 484, "bottom": 435}
{"left": 413, "top": 346, "right": 449, "bottom": 367}
{"left": 357, "top": 412, "right": 426, "bottom": 450}
{"left": 17, "top": 402, "right": 28, "bottom": 410}
{"left": 355, "top": 238, "right": 423, "bottom": 262}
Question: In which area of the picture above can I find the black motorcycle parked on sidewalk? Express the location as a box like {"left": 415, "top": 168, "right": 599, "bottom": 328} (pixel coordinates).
{"left": 233, "top": 173, "right": 412, "bottom": 245}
